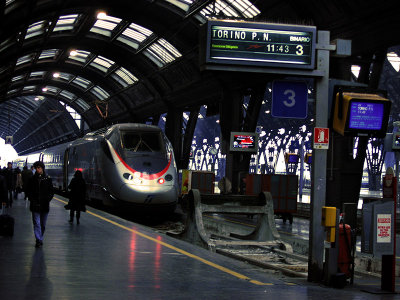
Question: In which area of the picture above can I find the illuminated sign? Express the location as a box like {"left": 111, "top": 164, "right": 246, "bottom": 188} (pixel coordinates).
{"left": 229, "top": 132, "right": 259, "bottom": 153}
{"left": 332, "top": 91, "right": 391, "bottom": 137}
{"left": 304, "top": 153, "right": 312, "bottom": 164}
{"left": 285, "top": 153, "right": 299, "bottom": 164}
{"left": 349, "top": 102, "right": 384, "bottom": 130}
{"left": 202, "top": 20, "right": 316, "bottom": 69}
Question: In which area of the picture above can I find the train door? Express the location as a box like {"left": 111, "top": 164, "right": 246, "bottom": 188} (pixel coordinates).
{"left": 63, "top": 148, "right": 70, "bottom": 190}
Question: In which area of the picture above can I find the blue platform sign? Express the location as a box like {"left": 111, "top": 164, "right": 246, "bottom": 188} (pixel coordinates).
{"left": 272, "top": 80, "right": 308, "bottom": 119}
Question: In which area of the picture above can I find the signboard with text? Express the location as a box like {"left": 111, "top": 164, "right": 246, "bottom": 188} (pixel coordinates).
{"left": 272, "top": 80, "right": 308, "bottom": 118}
{"left": 377, "top": 214, "right": 391, "bottom": 243}
{"left": 313, "top": 127, "right": 329, "bottom": 149}
{"left": 202, "top": 20, "right": 316, "bottom": 70}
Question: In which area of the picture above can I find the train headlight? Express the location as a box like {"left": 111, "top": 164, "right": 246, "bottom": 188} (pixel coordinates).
{"left": 165, "top": 174, "right": 173, "bottom": 181}
{"left": 158, "top": 178, "right": 165, "bottom": 184}
{"left": 133, "top": 178, "right": 142, "bottom": 185}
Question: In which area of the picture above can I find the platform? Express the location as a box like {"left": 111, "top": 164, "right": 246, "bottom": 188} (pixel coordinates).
{"left": 0, "top": 194, "right": 399, "bottom": 299}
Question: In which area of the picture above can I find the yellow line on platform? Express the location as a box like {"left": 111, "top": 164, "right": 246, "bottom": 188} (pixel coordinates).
{"left": 54, "top": 197, "right": 284, "bottom": 286}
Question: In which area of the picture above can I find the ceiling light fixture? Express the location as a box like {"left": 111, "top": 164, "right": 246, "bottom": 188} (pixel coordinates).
{"left": 53, "top": 72, "right": 60, "bottom": 78}
{"left": 97, "top": 12, "right": 107, "bottom": 19}
{"left": 70, "top": 50, "right": 78, "bottom": 56}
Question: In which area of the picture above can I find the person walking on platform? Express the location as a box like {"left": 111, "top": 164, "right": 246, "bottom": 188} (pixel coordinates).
{"left": 67, "top": 170, "right": 86, "bottom": 224}
{"left": 0, "top": 172, "right": 7, "bottom": 206}
{"left": 26, "top": 161, "right": 54, "bottom": 248}
{"left": 14, "top": 168, "right": 23, "bottom": 200}
{"left": 21, "top": 166, "right": 33, "bottom": 200}
{"left": 4, "top": 162, "right": 15, "bottom": 208}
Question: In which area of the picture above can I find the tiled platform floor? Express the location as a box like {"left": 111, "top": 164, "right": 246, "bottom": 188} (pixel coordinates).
{"left": 0, "top": 194, "right": 398, "bottom": 299}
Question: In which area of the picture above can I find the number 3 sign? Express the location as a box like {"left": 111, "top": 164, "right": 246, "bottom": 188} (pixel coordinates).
{"left": 271, "top": 80, "right": 308, "bottom": 119}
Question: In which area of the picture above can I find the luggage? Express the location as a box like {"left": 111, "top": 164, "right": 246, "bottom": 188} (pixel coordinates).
{"left": 0, "top": 204, "right": 14, "bottom": 237}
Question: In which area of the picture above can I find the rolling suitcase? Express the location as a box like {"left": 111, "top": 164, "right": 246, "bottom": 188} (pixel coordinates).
{"left": 0, "top": 203, "right": 14, "bottom": 237}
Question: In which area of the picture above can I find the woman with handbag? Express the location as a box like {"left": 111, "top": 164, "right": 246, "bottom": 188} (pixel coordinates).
{"left": 67, "top": 170, "right": 86, "bottom": 224}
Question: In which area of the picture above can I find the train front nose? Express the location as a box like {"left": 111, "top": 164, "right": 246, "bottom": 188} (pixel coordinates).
{"left": 118, "top": 182, "right": 178, "bottom": 204}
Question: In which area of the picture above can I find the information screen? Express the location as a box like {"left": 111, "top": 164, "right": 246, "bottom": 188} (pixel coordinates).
{"left": 229, "top": 132, "right": 259, "bottom": 153}
{"left": 349, "top": 102, "right": 384, "bottom": 130}
{"left": 204, "top": 20, "right": 316, "bottom": 69}
{"left": 287, "top": 154, "right": 299, "bottom": 163}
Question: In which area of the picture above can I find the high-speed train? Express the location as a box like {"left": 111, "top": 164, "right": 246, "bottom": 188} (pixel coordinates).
{"left": 17, "top": 123, "right": 179, "bottom": 212}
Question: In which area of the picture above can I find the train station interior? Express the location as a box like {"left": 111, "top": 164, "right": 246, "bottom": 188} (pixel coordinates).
{"left": 1, "top": 1, "right": 400, "bottom": 298}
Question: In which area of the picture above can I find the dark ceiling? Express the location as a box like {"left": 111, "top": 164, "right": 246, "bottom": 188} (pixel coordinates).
{"left": 0, "top": 0, "right": 399, "bottom": 155}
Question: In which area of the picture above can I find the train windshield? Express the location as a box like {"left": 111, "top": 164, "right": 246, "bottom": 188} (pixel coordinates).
{"left": 121, "top": 131, "right": 164, "bottom": 152}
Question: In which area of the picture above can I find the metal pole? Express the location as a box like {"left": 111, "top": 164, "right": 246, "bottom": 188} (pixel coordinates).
{"left": 299, "top": 139, "right": 305, "bottom": 202}
{"left": 308, "top": 30, "right": 331, "bottom": 282}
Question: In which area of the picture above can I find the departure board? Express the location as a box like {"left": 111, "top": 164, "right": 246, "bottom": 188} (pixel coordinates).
{"left": 349, "top": 102, "right": 384, "bottom": 130}
{"left": 204, "top": 20, "right": 316, "bottom": 69}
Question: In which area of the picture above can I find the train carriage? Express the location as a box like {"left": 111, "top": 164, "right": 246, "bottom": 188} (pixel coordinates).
{"left": 23, "top": 123, "right": 179, "bottom": 212}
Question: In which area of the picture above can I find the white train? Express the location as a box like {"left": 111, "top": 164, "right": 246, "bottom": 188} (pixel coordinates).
{"left": 17, "top": 123, "right": 179, "bottom": 212}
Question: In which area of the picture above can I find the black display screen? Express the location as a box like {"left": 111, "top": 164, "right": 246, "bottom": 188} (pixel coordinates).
{"left": 205, "top": 20, "right": 316, "bottom": 69}
{"left": 287, "top": 154, "right": 299, "bottom": 163}
{"left": 229, "top": 132, "right": 259, "bottom": 153}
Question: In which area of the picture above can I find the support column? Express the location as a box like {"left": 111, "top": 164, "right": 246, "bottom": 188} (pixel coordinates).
{"left": 220, "top": 88, "right": 242, "bottom": 191}
{"left": 165, "top": 107, "right": 183, "bottom": 168}
{"left": 308, "top": 31, "right": 330, "bottom": 282}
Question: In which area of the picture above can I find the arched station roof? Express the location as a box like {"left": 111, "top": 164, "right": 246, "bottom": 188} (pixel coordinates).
{"left": 0, "top": 0, "right": 399, "bottom": 154}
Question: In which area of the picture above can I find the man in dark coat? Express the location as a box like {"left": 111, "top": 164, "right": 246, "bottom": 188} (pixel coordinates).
{"left": 0, "top": 173, "right": 7, "bottom": 206}
{"left": 21, "top": 165, "right": 33, "bottom": 200}
{"left": 67, "top": 170, "right": 86, "bottom": 224}
{"left": 3, "top": 162, "right": 15, "bottom": 207}
{"left": 26, "top": 161, "right": 54, "bottom": 248}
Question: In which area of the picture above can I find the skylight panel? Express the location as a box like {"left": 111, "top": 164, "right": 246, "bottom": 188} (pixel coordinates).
{"left": 25, "top": 20, "right": 48, "bottom": 39}
{"left": 60, "top": 90, "right": 75, "bottom": 100}
{"left": 158, "top": 38, "right": 182, "bottom": 58}
{"left": 215, "top": 1, "right": 239, "bottom": 17}
{"left": 7, "top": 89, "right": 19, "bottom": 95}
{"left": 11, "top": 75, "right": 24, "bottom": 82}
{"left": 75, "top": 98, "right": 90, "bottom": 111}
{"left": 227, "top": 0, "right": 261, "bottom": 18}
{"left": 90, "top": 86, "right": 109, "bottom": 101}
{"left": 111, "top": 67, "right": 138, "bottom": 87}
{"left": 198, "top": 0, "right": 260, "bottom": 19}
{"left": 164, "top": 0, "right": 192, "bottom": 12}
{"left": 117, "top": 23, "right": 152, "bottom": 49}
{"left": 67, "top": 50, "right": 90, "bottom": 64}
{"left": 23, "top": 86, "right": 36, "bottom": 92}
{"left": 39, "top": 49, "right": 59, "bottom": 60}
{"left": 72, "top": 76, "right": 92, "bottom": 90}
{"left": 0, "top": 66, "right": 9, "bottom": 75}
{"left": 90, "top": 15, "right": 122, "bottom": 37}
{"left": 30, "top": 71, "right": 45, "bottom": 79}
{"left": 387, "top": 52, "right": 400, "bottom": 72}
{"left": 144, "top": 38, "right": 182, "bottom": 67}
{"left": 16, "top": 54, "right": 34, "bottom": 66}
{"left": 54, "top": 14, "right": 79, "bottom": 32}
{"left": 89, "top": 56, "right": 115, "bottom": 73}
{"left": 0, "top": 37, "right": 16, "bottom": 54}
{"left": 54, "top": 72, "right": 73, "bottom": 82}
{"left": 45, "top": 86, "right": 60, "bottom": 95}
